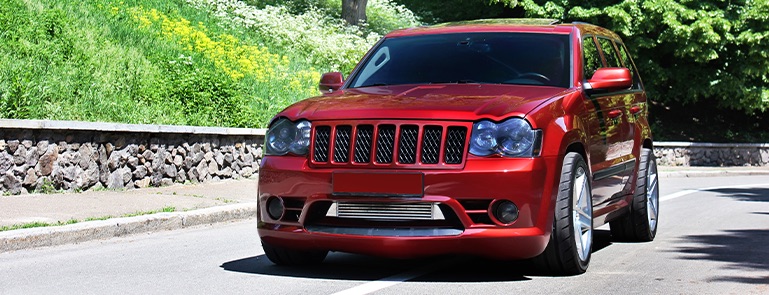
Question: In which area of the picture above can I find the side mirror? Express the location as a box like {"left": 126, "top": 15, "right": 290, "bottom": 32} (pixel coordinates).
{"left": 319, "top": 72, "right": 344, "bottom": 94}
{"left": 585, "top": 68, "right": 632, "bottom": 93}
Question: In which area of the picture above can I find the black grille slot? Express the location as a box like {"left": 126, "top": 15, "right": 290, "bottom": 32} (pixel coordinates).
{"left": 333, "top": 126, "right": 352, "bottom": 163}
{"left": 445, "top": 127, "right": 467, "bottom": 164}
{"left": 353, "top": 125, "right": 374, "bottom": 163}
{"left": 313, "top": 126, "right": 331, "bottom": 162}
{"left": 398, "top": 125, "right": 418, "bottom": 164}
{"left": 375, "top": 125, "right": 396, "bottom": 164}
{"left": 421, "top": 126, "right": 443, "bottom": 164}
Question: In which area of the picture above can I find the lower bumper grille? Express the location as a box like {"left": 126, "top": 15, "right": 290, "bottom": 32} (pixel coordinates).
{"left": 327, "top": 202, "right": 445, "bottom": 220}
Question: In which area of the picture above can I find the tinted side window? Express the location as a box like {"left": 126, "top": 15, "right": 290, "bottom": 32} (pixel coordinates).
{"left": 582, "top": 37, "right": 602, "bottom": 79}
{"left": 597, "top": 38, "right": 620, "bottom": 67}
{"left": 617, "top": 43, "right": 642, "bottom": 89}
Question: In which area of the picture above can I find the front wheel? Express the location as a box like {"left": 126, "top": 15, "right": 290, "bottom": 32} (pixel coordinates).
{"left": 533, "top": 152, "right": 593, "bottom": 275}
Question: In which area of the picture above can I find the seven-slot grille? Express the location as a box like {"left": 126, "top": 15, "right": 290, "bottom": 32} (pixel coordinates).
{"left": 312, "top": 123, "right": 468, "bottom": 168}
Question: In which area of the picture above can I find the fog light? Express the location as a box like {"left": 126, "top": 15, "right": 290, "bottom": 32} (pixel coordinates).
{"left": 267, "top": 197, "right": 285, "bottom": 220}
{"left": 492, "top": 200, "right": 519, "bottom": 224}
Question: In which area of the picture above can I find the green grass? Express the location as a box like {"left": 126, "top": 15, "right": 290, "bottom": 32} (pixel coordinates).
{"left": 0, "top": 0, "right": 415, "bottom": 127}
{"left": 0, "top": 206, "right": 177, "bottom": 232}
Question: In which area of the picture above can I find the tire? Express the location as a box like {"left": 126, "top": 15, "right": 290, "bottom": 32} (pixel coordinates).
{"left": 261, "top": 240, "right": 328, "bottom": 265}
{"left": 533, "top": 152, "right": 593, "bottom": 275}
{"left": 610, "top": 148, "right": 659, "bottom": 242}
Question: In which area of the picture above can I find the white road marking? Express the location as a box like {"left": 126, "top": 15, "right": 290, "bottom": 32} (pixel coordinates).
{"left": 330, "top": 259, "right": 453, "bottom": 295}
{"left": 331, "top": 182, "right": 769, "bottom": 295}
{"left": 660, "top": 183, "right": 769, "bottom": 202}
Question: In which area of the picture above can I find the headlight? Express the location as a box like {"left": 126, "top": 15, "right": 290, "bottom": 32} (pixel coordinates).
{"left": 469, "top": 118, "right": 542, "bottom": 157}
{"left": 265, "top": 118, "right": 312, "bottom": 156}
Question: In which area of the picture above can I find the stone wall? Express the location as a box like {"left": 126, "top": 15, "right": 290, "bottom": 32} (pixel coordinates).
{"left": 1, "top": 120, "right": 264, "bottom": 195}
{"left": 654, "top": 142, "right": 769, "bottom": 166}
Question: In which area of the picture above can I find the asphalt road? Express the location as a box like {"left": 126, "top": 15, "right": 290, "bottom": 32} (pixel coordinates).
{"left": 1, "top": 175, "right": 768, "bottom": 295}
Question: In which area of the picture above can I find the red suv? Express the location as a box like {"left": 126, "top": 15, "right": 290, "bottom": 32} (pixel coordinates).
{"left": 257, "top": 19, "right": 659, "bottom": 275}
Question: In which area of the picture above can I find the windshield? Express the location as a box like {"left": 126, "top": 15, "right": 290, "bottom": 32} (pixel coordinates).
{"left": 349, "top": 32, "right": 570, "bottom": 88}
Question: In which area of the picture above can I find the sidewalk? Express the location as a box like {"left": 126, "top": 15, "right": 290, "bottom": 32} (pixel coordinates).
{"left": 2, "top": 166, "right": 768, "bottom": 253}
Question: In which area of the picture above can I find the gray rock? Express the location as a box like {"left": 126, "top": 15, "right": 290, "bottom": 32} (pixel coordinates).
{"left": 243, "top": 152, "right": 254, "bottom": 166}
{"left": 36, "top": 141, "right": 50, "bottom": 156}
{"left": 3, "top": 171, "right": 22, "bottom": 195}
{"left": 7, "top": 140, "right": 20, "bottom": 154}
{"left": 84, "top": 162, "right": 99, "bottom": 188}
{"left": 164, "top": 164, "right": 178, "bottom": 178}
{"left": 215, "top": 151, "right": 225, "bottom": 166}
{"left": 173, "top": 155, "right": 183, "bottom": 167}
{"left": 196, "top": 160, "right": 209, "bottom": 182}
{"left": 36, "top": 146, "right": 58, "bottom": 176}
{"left": 13, "top": 145, "right": 27, "bottom": 165}
{"left": 187, "top": 167, "right": 199, "bottom": 183}
{"left": 24, "top": 146, "right": 38, "bottom": 167}
{"left": 23, "top": 168, "right": 38, "bottom": 187}
{"left": 133, "top": 165, "right": 149, "bottom": 179}
{"left": 62, "top": 165, "right": 80, "bottom": 182}
{"left": 175, "top": 169, "right": 187, "bottom": 183}
{"left": 204, "top": 151, "right": 214, "bottom": 162}
{"left": 223, "top": 153, "right": 234, "bottom": 167}
{"left": 135, "top": 177, "right": 151, "bottom": 188}
{"left": 202, "top": 142, "right": 212, "bottom": 153}
{"left": 208, "top": 161, "right": 219, "bottom": 175}
{"left": 0, "top": 153, "right": 12, "bottom": 175}
{"left": 107, "top": 169, "right": 126, "bottom": 189}
{"left": 150, "top": 172, "right": 164, "bottom": 187}
{"left": 69, "top": 142, "right": 81, "bottom": 152}
{"left": 193, "top": 151, "right": 204, "bottom": 166}
{"left": 21, "top": 140, "right": 33, "bottom": 149}
{"left": 127, "top": 156, "right": 140, "bottom": 169}
{"left": 122, "top": 168, "right": 132, "bottom": 184}
{"left": 218, "top": 167, "right": 233, "bottom": 178}
{"left": 142, "top": 150, "right": 154, "bottom": 162}
{"left": 241, "top": 167, "right": 254, "bottom": 178}
{"left": 192, "top": 143, "right": 202, "bottom": 155}
{"left": 183, "top": 157, "right": 195, "bottom": 170}
{"left": 160, "top": 178, "right": 174, "bottom": 186}
{"left": 98, "top": 162, "right": 110, "bottom": 185}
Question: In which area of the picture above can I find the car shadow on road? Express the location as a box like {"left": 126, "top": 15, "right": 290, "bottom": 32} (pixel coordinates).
{"left": 674, "top": 229, "right": 769, "bottom": 284}
{"left": 672, "top": 186, "right": 769, "bottom": 284}
{"left": 705, "top": 187, "right": 769, "bottom": 202}
{"left": 220, "top": 229, "right": 615, "bottom": 281}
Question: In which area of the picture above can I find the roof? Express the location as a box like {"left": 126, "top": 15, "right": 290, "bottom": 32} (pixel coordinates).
{"left": 385, "top": 18, "right": 621, "bottom": 40}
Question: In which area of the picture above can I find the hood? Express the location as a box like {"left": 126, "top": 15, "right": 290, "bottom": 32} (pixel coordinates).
{"left": 277, "top": 84, "right": 569, "bottom": 122}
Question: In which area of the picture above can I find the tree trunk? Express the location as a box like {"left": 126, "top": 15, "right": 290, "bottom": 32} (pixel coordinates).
{"left": 342, "top": 0, "right": 368, "bottom": 26}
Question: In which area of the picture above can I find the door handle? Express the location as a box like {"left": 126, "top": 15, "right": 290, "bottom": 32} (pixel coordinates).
{"left": 608, "top": 109, "right": 623, "bottom": 118}
{"left": 629, "top": 106, "right": 642, "bottom": 114}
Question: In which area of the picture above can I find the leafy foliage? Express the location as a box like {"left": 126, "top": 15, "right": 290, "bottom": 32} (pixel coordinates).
{"left": 492, "top": 0, "right": 769, "bottom": 113}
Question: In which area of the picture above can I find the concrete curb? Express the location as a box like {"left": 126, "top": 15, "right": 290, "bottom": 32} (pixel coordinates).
{"left": 0, "top": 202, "right": 258, "bottom": 253}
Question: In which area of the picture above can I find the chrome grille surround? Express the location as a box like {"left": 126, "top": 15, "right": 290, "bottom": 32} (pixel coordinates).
{"left": 310, "top": 121, "right": 469, "bottom": 169}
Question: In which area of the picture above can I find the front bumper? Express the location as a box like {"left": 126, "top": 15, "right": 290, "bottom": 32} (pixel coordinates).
{"left": 257, "top": 155, "right": 561, "bottom": 259}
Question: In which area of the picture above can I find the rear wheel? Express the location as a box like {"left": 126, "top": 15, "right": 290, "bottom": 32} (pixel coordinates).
{"left": 533, "top": 152, "right": 593, "bottom": 275}
{"left": 610, "top": 148, "right": 659, "bottom": 241}
{"left": 262, "top": 240, "right": 328, "bottom": 265}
